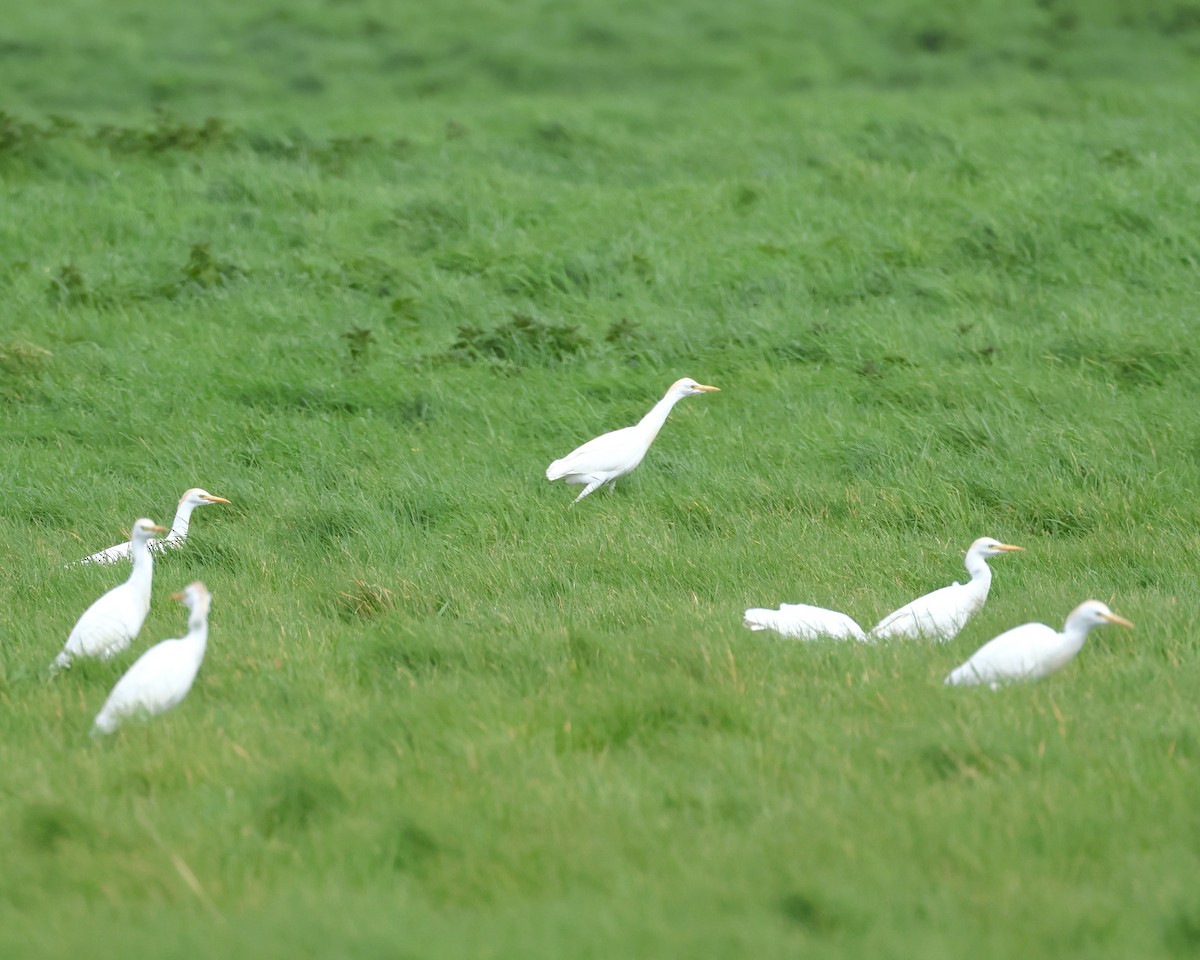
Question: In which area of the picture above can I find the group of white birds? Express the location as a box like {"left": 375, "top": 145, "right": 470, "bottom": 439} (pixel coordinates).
{"left": 51, "top": 376, "right": 1131, "bottom": 738}
{"left": 546, "top": 377, "right": 1134, "bottom": 687}
{"left": 54, "top": 489, "right": 229, "bottom": 735}
{"left": 745, "top": 537, "right": 1132, "bottom": 687}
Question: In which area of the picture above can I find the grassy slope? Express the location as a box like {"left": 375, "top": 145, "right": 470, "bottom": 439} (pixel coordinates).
{"left": 2, "top": 1, "right": 1200, "bottom": 956}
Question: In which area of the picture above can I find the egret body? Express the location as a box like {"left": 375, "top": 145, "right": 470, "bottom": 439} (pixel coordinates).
{"left": 53, "top": 518, "right": 167, "bottom": 672}
{"left": 744, "top": 603, "right": 867, "bottom": 642}
{"left": 546, "top": 377, "right": 719, "bottom": 503}
{"left": 76, "top": 488, "right": 230, "bottom": 565}
{"left": 945, "top": 600, "right": 1132, "bottom": 688}
{"left": 93, "top": 581, "right": 212, "bottom": 734}
{"left": 870, "top": 537, "right": 1023, "bottom": 642}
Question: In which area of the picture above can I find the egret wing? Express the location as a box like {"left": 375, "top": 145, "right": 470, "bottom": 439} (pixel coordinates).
{"left": 945, "top": 622, "right": 1056, "bottom": 686}
{"left": 871, "top": 582, "right": 975, "bottom": 641}
{"left": 745, "top": 603, "right": 867, "bottom": 641}
{"left": 547, "top": 425, "right": 639, "bottom": 479}
{"left": 65, "top": 587, "right": 143, "bottom": 659}
{"left": 76, "top": 540, "right": 134, "bottom": 566}
{"left": 93, "top": 640, "right": 194, "bottom": 731}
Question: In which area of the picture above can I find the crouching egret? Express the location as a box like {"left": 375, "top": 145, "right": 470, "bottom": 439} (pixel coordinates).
{"left": 546, "top": 377, "right": 719, "bottom": 503}
{"left": 744, "top": 603, "right": 868, "bottom": 642}
{"left": 945, "top": 599, "right": 1132, "bottom": 688}
{"left": 75, "top": 488, "right": 230, "bottom": 565}
{"left": 52, "top": 518, "right": 167, "bottom": 672}
{"left": 93, "top": 581, "right": 212, "bottom": 735}
{"left": 870, "top": 537, "right": 1023, "bottom": 642}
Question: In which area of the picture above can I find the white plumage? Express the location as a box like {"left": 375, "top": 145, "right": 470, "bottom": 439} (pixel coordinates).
{"left": 75, "top": 488, "right": 230, "bottom": 565}
{"left": 53, "top": 518, "right": 168, "bottom": 672}
{"left": 93, "top": 581, "right": 212, "bottom": 735}
{"left": 546, "top": 377, "right": 719, "bottom": 503}
{"left": 870, "top": 537, "right": 1023, "bottom": 642}
{"left": 945, "top": 599, "right": 1133, "bottom": 688}
{"left": 743, "top": 603, "right": 867, "bottom": 642}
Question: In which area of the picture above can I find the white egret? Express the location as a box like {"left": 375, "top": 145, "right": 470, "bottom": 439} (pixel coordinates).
{"left": 945, "top": 599, "right": 1133, "bottom": 688}
{"left": 870, "top": 537, "right": 1023, "bottom": 642}
{"left": 75, "top": 488, "right": 230, "bottom": 565}
{"left": 546, "top": 377, "right": 719, "bottom": 503}
{"left": 52, "top": 518, "right": 168, "bottom": 672}
{"left": 744, "top": 603, "right": 867, "bottom": 642}
{"left": 93, "top": 581, "right": 212, "bottom": 735}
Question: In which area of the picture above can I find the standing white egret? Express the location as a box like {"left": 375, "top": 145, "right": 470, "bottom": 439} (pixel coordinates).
{"left": 870, "top": 537, "right": 1023, "bottom": 642}
{"left": 52, "top": 518, "right": 168, "bottom": 672}
{"left": 93, "top": 581, "right": 213, "bottom": 735}
{"left": 546, "top": 377, "right": 720, "bottom": 503}
{"left": 945, "top": 599, "right": 1133, "bottom": 688}
{"left": 75, "top": 488, "right": 231, "bottom": 565}
{"left": 743, "top": 602, "right": 868, "bottom": 642}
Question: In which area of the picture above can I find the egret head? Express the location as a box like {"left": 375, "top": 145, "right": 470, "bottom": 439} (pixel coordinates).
{"left": 181, "top": 488, "right": 231, "bottom": 507}
{"left": 171, "top": 580, "right": 212, "bottom": 613}
{"left": 131, "top": 518, "right": 169, "bottom": 540}
{"left": 969, "top": 537, "right": 1024, "bottom": 558}
{"left": 671, "top": 377, "right": 720, "bottom": 397}
{"left": 1066, "top": 600, "right": 1133, "bottom": 631}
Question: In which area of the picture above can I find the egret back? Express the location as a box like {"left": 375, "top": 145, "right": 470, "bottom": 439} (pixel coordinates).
{"left": 744, "top": 604, "right": 867, "bottom": 642}
{"left": 58, "top": 532, "right": 157, "bottom": 669}
{"left": 77, "top": 541, "right": 133, "bottom": 566}
{"left": 63, "top": 582, "right": 151, "bottom": 660}
{"left": 547, "top": 425, "right": 644, "bottom": 481}
{"left": 92, "top": 634, "right": 207, "bottom": 734}
{"left": 945, "top": 622, "right": 1058, "bottom": 686}
{"left": 871, "top": 581, "right": 982, "bottom": 642}
{"left": 76, "top": 532, "right": 187, "bottom": 567}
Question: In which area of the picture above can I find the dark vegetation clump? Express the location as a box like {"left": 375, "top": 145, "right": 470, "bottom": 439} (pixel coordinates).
{"left": 604, "top": 317, "right": 651, "bottom": 357}
{"left": 341, "top": 327, "right": 377, "bottom": 371}
{"left": 0, "top": 108, "right": 406, "bottom": 167}
{"left": 0, "top": 340, "right": 51, "bottom": 377}
{"left": 445, "top": 313, "right": 592, "bottom": 365}
{"left": 441, "top": 314, "right": 652, "bottom": 368}
{"left": 339, "top": 256, "right": 404, "bottom": 298}
{"left": 0, "top": 110, "right": 47, "bottom": 154}
{"left": 157, "top": 243, "right": 247, "bottom": 298}
{"left": 336, "top": 580, "right": 396, "bottom": 622}
{"left": 91, "top": 109, "right": 230, "bottom": 154}
{"left": 47, "top": 264, "right": 92, "bottom": 306}
{"left": 258, "top": 772, "right": 345, "bottom": 837}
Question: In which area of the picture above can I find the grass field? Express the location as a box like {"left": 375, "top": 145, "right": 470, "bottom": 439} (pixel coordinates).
{"left": 3, "top": 1, "right": 1200, "bottom": 956}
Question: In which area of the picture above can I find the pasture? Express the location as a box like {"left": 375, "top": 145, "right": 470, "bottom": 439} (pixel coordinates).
{"left": 2, "top": 1, "right": 1199, "bottom": 956}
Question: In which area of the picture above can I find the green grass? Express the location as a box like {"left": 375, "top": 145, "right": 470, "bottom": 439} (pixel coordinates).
{"left": 3, "top": 0, "right": 1200, "bottom": 956}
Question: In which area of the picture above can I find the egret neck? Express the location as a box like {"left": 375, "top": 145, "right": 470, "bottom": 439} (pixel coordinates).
{"left": 168, "top": 498, "right": 199, "bottom": 543}
{"left": 129, "top": 525, "right": 158, "bottom": 597}
{"left": 181, "top": 594, "right": 211, "bottom": 667}
{"left": 962, "top": 546, "right": 995, "bottom": 604}
{"left": 633, "top": 387, "right": 690, "bottom": 456}
{"left": 1056, "top": 611, "right": 1098, "bottom": 662}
